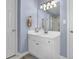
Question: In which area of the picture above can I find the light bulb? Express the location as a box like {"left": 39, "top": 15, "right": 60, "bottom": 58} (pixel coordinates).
{"left": 43, "top": 4, "right": 46, "bottom": 11}
{"left": 43, "top": 4, "right": 46, "bottom": 7}
{"left": 47, "top": 6, "right": 49, "bottom": 10}
{"left": 40, "top": 5, "right": 43, "bottom": 9}
{"left": 44, "top": 8, "right": 46, "bottom": 11}
{"left": 47, "top": 2, "right": 51, "bottom": 6}
{"left": 50, "top": 5, "right": 53, "bottom": 8}
{"left": 51, "top": 1, "right": 55, "bottom": 5}
{"left": 54, "top": 3, "right": 57, "bottom": 7}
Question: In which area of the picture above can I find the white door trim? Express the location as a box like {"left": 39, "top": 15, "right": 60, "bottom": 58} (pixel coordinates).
{"left": 67, "top": 0, "right": 70, "bottom": 58}
{"left": 15, "top": 0, "right": 18, "bottom": 55}
{"left": 67, "top": 0, "right": 73, "bottom": 59}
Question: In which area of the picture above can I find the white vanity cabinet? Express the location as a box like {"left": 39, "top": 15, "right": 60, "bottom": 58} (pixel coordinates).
{"left": 28, "top": 31, "right": 60, "bottom": 59}
{"left": 28, "top": 35, "right": 42, "bottom": 58}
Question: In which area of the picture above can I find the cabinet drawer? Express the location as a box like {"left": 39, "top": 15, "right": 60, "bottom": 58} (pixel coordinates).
{"left": 28, "top": 38, "right": 41, "bottom": 58}
{"left": 28, "top": 34, "right": 41, "bottom": 42}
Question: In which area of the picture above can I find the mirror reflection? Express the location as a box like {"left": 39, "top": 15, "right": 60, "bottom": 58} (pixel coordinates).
{"left": 37, "top": 0, "right": 60, "bottom": 32}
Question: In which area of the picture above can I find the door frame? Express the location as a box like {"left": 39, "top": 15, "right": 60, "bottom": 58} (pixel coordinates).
{"left": 16, "top": 0, "right": 18, "bottom": 54}
{"left": 67, "top": 0, "right": 73, "bottom": 59}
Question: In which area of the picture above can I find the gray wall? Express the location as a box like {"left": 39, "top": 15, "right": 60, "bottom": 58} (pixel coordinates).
{"left": 60, "top": 0, "right": 67, "bottom": 57}
{"left": 18, "top": 0, "right": 38, "bottom": 53}
{"left": 18, "top": 0, "right": 49, "bottom": 53}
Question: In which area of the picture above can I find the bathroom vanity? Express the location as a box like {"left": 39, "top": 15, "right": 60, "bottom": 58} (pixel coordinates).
{"left": 28, "top": 30, "right": 60, "bottom": 59}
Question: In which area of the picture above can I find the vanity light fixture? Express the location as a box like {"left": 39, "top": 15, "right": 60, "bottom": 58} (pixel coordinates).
{"left": 46, "top": 2, "right": 51, "bottom": 10}
{"left": 40, "top": 0, "right": 57, "bottom": 11}
{"left": 51, "top": 0, "right": 57, "bottom": 7}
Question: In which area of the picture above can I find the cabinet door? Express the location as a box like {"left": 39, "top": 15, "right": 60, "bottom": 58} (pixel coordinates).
{"left": 39, "top": 38, "right": 54, "bottom": 59}
{"left": 28, "top": 35, "right": 41, "bottom": 58}
{"left": 40, "top": 37, "right": 59, "bottom": 59}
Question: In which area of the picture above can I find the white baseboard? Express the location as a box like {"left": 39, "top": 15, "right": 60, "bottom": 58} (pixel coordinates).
{"left": 60, "top": 56, "right": 67, "bottom": 59}
{"left": 17, "top": 51, "right": 29, "bottom": 58}
{"left": 9, "top": 51, "right": 29, "bottom": 59}
{"left": 9, "top": 52, "right": 68, "bottom": 59}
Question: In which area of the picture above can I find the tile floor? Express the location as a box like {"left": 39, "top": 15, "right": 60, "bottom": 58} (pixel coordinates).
{"left": 21, "top": 54, "right": 38, "bottom": 59}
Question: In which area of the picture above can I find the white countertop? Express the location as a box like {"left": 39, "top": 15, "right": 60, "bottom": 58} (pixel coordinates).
{"left": 28, "top": 30, "right": 60, "bottom": 39}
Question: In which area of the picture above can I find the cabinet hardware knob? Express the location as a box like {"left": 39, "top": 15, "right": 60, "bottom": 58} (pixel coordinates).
{"left": 48, "top": 41, "right": 50, "bottom": 43}
{"left": 70, "top": 31, "right": 73, "bottom": 33}
{"left": 36, "top": 43, "right": 39, "bottom": 45}
{"left": 12, "top": 29, "right": 16, "bottom": 32}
